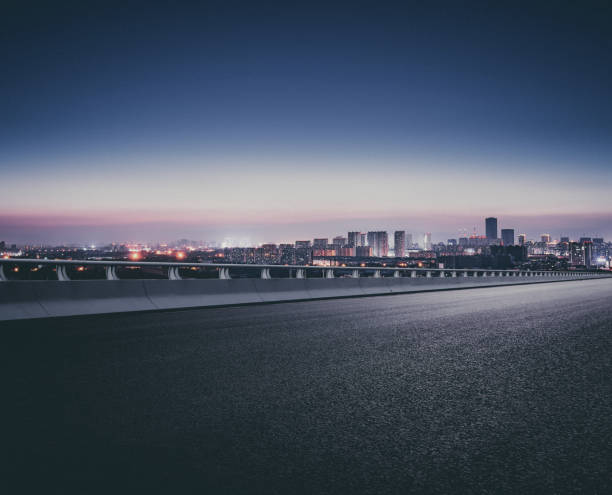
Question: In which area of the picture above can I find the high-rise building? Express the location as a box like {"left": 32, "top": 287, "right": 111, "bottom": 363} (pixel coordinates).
{"left": 485, "top": 217, "right": 498, "bottom": 240}
{"left": 295, "top": 240, "right": 311, "bottom": 249}
{"left": 406, "top": 233, "right": 413, "bottom": 248}
{"left": 394, "top": 231, "right": 406, "bottom": 257}
{"left": 518, "top": 234, "right": 526, "bottom": 246}
{"left": 367, "top": 231, "right": 389, "bottom": 257}
{"left": 541, "top": 234, "right": 551, "bottom": 243}
{"left": 423, "top": 232, "right": 432, "bottom": 251}
{"left": 501, "top": 229, "right": 515, "bottom": 246}
{"left": 348, "top": 232, "right": 364, "bottom": 247}
{"left": 332, "top": 236, "right": 347, "bottom": 246}
{"left": 313, "top": 238, "right": 328, "bottom": 248}
{"left": 560, "top": 236, "right": 570, "bottom": 243}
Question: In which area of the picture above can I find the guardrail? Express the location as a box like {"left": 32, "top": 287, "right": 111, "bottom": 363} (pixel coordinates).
{"left": 0, "top": 258, "right": 602, "bottom": 281}
{"left": 1, "top": 259, "right": 609, "bottom": 321}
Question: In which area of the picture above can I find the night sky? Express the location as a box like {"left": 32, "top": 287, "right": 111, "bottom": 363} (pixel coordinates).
{"left": 2, "top": 1, "right": 611, "bottom": 244}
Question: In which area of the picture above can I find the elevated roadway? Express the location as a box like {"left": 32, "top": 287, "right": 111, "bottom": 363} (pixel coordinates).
{"left": 4, "top": 278, "right": 612, "bottom": 493}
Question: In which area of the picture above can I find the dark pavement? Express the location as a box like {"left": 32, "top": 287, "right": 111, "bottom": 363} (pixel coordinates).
{"left": 4, "top": 279, "right": 612, "bottom": 494}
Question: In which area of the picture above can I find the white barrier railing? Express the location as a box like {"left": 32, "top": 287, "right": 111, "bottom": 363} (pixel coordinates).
{"left": 0, "top": 258, "right": 604, "bottom": 282}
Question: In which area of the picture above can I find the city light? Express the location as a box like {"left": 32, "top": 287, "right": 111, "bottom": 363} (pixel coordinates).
{"left": 176, "top": 252, "right": 186, "bottom": 260}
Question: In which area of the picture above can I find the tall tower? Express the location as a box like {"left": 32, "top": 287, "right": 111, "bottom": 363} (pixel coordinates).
{"left": 423, "top": 232, "right": 432, "bottom": 251}
{"left": 485, "top": 217, "right": 498, "bottom": 241}
{"left": 394, "top": 231, "right": 406, "bottom": 257}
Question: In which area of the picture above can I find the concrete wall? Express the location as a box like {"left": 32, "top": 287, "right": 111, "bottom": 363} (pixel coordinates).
{"left": 0, "top": 273, "right": 608, "bottom": 321}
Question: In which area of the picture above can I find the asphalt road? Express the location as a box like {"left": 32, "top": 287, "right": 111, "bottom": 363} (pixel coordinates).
{"left": 4, "top": 279, "right": 612, "bottom": 494}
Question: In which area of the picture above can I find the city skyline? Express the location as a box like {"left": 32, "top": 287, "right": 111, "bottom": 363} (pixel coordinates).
{"left": 2, "top": 213, "right": 610, "bottom": 248}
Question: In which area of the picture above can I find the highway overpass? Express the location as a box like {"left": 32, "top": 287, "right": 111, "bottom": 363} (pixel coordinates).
{"left": 4, "top": 278, "right": 612, "bottom": 493}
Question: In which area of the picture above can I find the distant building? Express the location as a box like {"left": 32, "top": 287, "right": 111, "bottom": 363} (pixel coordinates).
{"left": 295, "top": 240, "right": 311, "bottom": 249}
{"left": 501, "top": 229, "right": 515, "bottom": 246}
{"left": 560, "top": 236, "right": 570, "bottom": 243}
{"left": 336, "top": 246, "right": 356, "bottom": 257}
{"left": 423, "top": 232, "right": 432, "bottom": 251}
{"left": 279, "top": 244, "right": 295, "bottom": 264}
{"left": 348, "top": 232, "right": 365, "bottom": 247}
{"left": 394, "top": 231, "right": 406, "bottom": 257}
{"left": 406, "top": 233, "right": 413, "bottom": 248}
{"left": 356, "top": 246, "right": 373, "bottom": 257}
{"left": 518, "top": 234, "right": 526, "bottom": 246}
{"left": 541, "top": 234, "right": 551, "bottom": 243}
{"left": 332, "top": 236, "right": 347, "bottom": 246}
{"left": 367, "top": 231, "right": 389, "bottom": 257}
{"left": 447, "top": 238, "right": 457, "bottom": 246}
{"left": 313, "top": 238, "right": 328, "bottom": 248}
{"left": 485, "top": 217, "right": 498, "bottom": 241}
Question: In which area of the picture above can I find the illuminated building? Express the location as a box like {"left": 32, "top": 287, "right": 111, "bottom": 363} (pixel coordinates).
{"left": 501, "top": 229, "right": 515, "bottom": 246}
{"left": 485, "top": 217, "right": 498, "bottom": 241}
{"left": 394, "top": 231, "right": 406, "bottom": 257}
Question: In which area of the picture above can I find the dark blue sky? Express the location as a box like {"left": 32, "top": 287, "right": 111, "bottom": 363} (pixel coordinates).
{"left": 2, "top": 1, "right": 611, "bottom": 243}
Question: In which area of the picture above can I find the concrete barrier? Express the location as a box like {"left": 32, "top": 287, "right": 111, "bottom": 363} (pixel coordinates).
{"left": 0, "top": 274, "right": 609, "bottom": 321}
{"left": 144, "top": 279, "right": 263, "bottom": 308}
{"left": 35, "top": 280, "right": 156, "bottom": 317}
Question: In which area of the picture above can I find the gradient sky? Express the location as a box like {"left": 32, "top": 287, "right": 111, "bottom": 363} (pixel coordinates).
{"left": 2, "top": 1, "right": 611, "bottom": 244}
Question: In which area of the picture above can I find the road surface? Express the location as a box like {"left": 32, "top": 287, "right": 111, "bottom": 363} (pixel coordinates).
{"left": 4, "top": 278, "right": 612, "bottom": 493}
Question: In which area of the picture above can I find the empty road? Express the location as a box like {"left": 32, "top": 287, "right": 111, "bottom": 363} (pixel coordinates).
{"left": 4, "top": 278, "right": 612, "bottom": 494}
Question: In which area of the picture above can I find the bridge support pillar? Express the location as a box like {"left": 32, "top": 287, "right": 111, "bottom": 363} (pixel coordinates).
{"left": 393, "top": 270, "right": 400, "bottom": 278}
{"left": 105, "top": 266, "right": 119, "bottom": 280}
{"left": 373, "top": 270, "right": 381, "bottom": 278}
{"left": 57, "top": 265, "right": 70, "bottom": 281}
{"left": 411, "top": 271, "right": 417, "bottom": 278}
{"left": 0, "top": 265, "right": 7, "bottom": 281}
{"left": 296, "top": 269, "right": 305, "bottom": 279}
{"left": 325, "top": 269, "right": 334, "bottom": 279}
{"left": 168, "top": 266, "right": 182, "bottom": 280}
{"left": 351, "top": 269, "right": 359, "bottom": 278}
{"left": 426, "top": 271, "right": 432, "bottom": 278}
{"left": 451, "top": 271, "right": 457, "bottom": 277}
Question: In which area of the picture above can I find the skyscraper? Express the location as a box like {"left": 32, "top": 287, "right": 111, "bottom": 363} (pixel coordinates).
{"left": 394, "top": 231, "right": 406, "bottom": 257}
{"left": 518, "top": 234, "right": 526, "bottom": 246}
{"left": 423, "top": 232, "right": 432, "bottom": 251}
{"left": 348, "top": 232, "right": 364, "bottom": 247}
{"left": 485, "top": 217, "right": 498, "bottom": 240}
{"left": 501, "top": 229, "right": 515, "bottom": 246}
{"left": 367, "top": 231, "right": 389, "bottom": 257}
